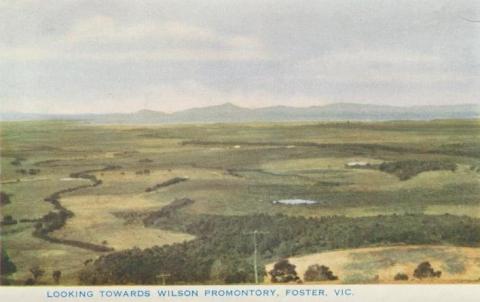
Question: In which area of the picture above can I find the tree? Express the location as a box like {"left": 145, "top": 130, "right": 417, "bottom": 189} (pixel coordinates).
{"left": 413, "top": 262, "right": 441, "bottom": 279}
{"left": 1, "top": 248, "right": 17, "bottom": 285}
{"left": 52, "top": 270, "right": 62, "bottom": 284}
{"left": 0, "top": 192, "right": 11, "bottom": 206}
{"left": 30, "top": 266, "right": 45, "bottom": 282}
{"left": 304, "top": 264, "right": 338, "bottom": 281}
{"left": 276, "top": 241, "right": 295, "bottom": 258}
{"left": 269, "top": 259, "right": 300, "bottom": 283}
{"left": 210, "top": 256, "right": 263, "bottom": 284}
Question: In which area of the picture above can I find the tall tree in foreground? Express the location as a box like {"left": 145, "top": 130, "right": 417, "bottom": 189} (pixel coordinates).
{"left": 413, "top": 262, "right": 441, "bottom": 279}
{"left": 304, "top": 264, "right": 338, "bottom": 281}
{"left": 269, "top": 259, "right": 300, "bottom": 283}
{"left": 1, "top": 247, "right": 17, "bottom": 284}
{"left": 53, "top": 270, "right": 62, "bottom": 284}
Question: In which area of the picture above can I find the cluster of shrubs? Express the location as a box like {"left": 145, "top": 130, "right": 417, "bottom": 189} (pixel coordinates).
{"left": 269, "top": 259, "right": 442, "bottom": 283}
{"left": 10, "top": 158, "right": 24, "bottom": 166}
{"left": 16, "top": 168, "right": 40, "bottom": 175}
{"left": 23, "top": 266, "right": 62, "bottom": 285}
{"left": 139, "top": 159, "right": 153, "bottom": 163}
{"left": 143, "top": 198, "right": 194, "bottom": 225}
{"left": 378, "top": 160, "right": 457, "bottom": 180}
{"left": 269, "top": 260, "right": 337, "bottom": 283}
{"left": 394, "top": 262, "right": 442, "bottom": 281}
{"left": 136, "top": 169, "right": 151, "bottom": 175}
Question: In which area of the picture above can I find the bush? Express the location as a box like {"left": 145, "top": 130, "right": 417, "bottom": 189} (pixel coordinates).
{"left": 394, "top": 273, "right": 409, "bottom": 281}
{"left": 304, "top": 264, "right": 338, "bottom": 281}
{"left": 30, "top": 266, "right": 45, "bottom": 281}
{"left": 413, "top": 262, "right": 441, "bottom": 279}
{"left": 24, "top": 278, "right": 35, "bottom": 285}
{"left": 52, "top": 270, "right": 62, "bottom": 284}
{"left": 269, "top": 259, "right": 300, "bottom": 283}
{"left": 10, "top": 158, "right": 22, "bottom": 166}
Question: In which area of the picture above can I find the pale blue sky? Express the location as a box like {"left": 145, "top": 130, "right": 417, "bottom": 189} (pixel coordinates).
{"left": 0, "top": 0, "right": 479, "bottom": 113}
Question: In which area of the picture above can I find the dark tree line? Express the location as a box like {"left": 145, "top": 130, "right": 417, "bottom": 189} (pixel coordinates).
{"left": 378, "top": 160, "right": 457, "bottom": 180}
{"left": 145, "top": 177, "right": 188, "bottom": 192}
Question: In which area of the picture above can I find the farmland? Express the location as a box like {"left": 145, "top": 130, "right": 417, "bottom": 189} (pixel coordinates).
{"left": 1, "top": 119, "right": 479, "bottom": 284}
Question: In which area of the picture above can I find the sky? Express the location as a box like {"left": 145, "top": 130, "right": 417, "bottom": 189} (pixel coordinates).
{"left": 0, "top": 0, "right": 479, "bottom": 114}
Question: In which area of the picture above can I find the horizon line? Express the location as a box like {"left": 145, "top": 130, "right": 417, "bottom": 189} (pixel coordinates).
{"left": 1, "top": 101, "right": 478, "bottom": 116}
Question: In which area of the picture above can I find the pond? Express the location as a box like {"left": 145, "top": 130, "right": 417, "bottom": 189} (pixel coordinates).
{"left": 272, "top": 199, "right": 319, "bottom": 205}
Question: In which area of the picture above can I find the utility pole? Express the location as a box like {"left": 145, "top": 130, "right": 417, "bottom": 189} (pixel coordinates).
{"left": 244, "top": 230, "right": 269, "bottom": 284}
{"left": 156, "top": 273, "right": 171, "bottom": 285}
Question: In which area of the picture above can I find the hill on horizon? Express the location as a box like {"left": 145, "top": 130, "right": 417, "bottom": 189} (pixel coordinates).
{"left": 1, "top": 102, "right": 479, "bottom": 123}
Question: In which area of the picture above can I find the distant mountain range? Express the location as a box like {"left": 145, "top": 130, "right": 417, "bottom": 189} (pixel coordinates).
{"left": 1, "top": 103, "right": 479, "bottom": 123}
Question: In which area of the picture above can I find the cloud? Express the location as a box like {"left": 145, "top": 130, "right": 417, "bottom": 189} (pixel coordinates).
{"left": 293, "top": 49, "right": 475, "bottom": 86}
{"left": 66, "top": 16, "right": 217, "bottom": 44}
{"left": 0, "top": 0, "right": 479, "bottom": 113}
{"left": 0, "top": 15, "right": 268, "bottom": 61}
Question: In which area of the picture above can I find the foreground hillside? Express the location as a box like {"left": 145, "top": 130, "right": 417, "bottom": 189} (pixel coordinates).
{"left": 1, "top": 119, "right": 479, "bottom": 284}
{"left": 266, "top": 245, "right": 480, "bottom": 284}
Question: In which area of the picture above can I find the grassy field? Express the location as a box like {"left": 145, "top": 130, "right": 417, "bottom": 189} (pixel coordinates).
{"left": 1, "top": 119, "right": 479, "bottom": 284}
{"left": 51, "top": 192, "right": 194, "bottom": 250}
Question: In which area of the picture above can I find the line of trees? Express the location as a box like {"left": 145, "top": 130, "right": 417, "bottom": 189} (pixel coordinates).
{"left": 144, "top": 177, "right": 188, "bottom": 192}
{"left": 378, "top": 160, "right": 457, "bottom": 180}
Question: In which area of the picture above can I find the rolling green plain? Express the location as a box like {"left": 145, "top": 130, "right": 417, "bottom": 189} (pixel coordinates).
{"left": 1, "top": 119, "right": 479, "bottom": 284}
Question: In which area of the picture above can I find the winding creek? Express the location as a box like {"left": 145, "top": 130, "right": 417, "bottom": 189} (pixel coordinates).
{"left": 32, "top": 166, "right": 120, "bottom": 252}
